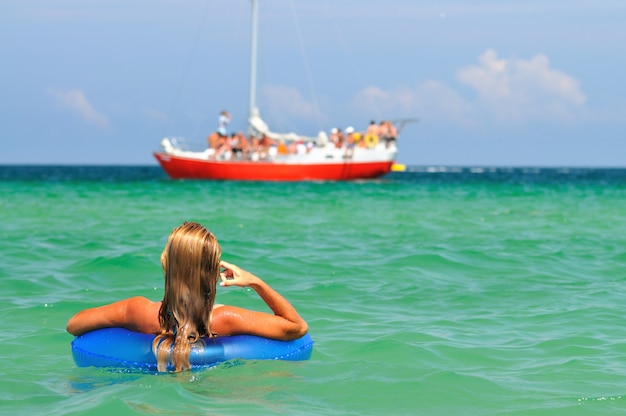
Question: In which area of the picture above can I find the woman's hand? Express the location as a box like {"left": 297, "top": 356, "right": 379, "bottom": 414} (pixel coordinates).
{"left": 213, "top": 260, "right": 308, "bottom": 340}
{"left": 219, "top": 260, "right": 258, "bottom": 287}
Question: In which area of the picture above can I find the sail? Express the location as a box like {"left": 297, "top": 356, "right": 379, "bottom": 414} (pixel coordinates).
{"left": 248, "top": 108, "right": 327, "bottom": 145}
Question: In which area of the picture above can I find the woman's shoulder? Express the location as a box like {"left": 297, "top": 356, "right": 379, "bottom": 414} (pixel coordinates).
{"left": 210, "top": 304, "right": 245, "bottom": 336}
{"left": 122, "top": 296, "right": 161, "bottom": 312}
{"left": 126, "top": 295, "right": 159, "bottom": 305}
{"left": 124, "top": 297, "right": 162, "bottom": 333}
{"left": 211, "top": 304, "right": 232, "bottom": 321}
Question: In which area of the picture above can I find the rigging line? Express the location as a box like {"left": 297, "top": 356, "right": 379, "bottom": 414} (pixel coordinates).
{"left": 320, "top": 0, "right": 381, "bottom": 121}
{"left": 192, "top": 1, "right": 248, "bottom": 139}
{"left": 167, "top": 0, "right": 212, "bottom": 142}
{"left": 288, "top": 0, "right": 323, "bottom": 132}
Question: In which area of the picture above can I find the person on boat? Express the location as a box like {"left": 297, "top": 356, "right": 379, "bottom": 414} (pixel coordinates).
{"left": 296, "top": 139, "right": 308, "bottom": 155}
{"left": 217, "top": 110, "right": 231, "bottom": 137}
{"left": 207, "top": 132, "right": 220, "bottom": 151}
{"left": 66, "top": 222, "right": 308, "bottom": 373}
{"left": 277, "top": 139, "right": 288, "bottom": 155}
{"left": 229, "top": 132, "right": 243, "bottom": 159}
{"left": 364, "top": 121, "right": 380, "bottom": 149}
{"left": 236, "top": 131, "right": 251, "bottom": 159}
{"left": 379, "top": 120, "right": 397, "bottom": 148}
{"left": 329, "top": 128, "right": 339, "bottom": 147}
{"left": 344, "top": 126, "right": 356, "bottom": 158}
{"left": 331, "top": 128, "right": 344, "bottom": 149}
{"left": 387, "top": 121, "right": 398, "bottom": 145}
{"left": 258, "top": 135, "right": 274, "bottom": 159}
{"left": 214, "top": 134, "right": 232, "bottom": 159}
{"left": 353, "top": 131, "right": 364, "bottom": 148}
{"left": 378, "top": 120, "right": 390, "bottom": 143}
{"left": 249, "top": 136, "right": 261, "bottom": 160}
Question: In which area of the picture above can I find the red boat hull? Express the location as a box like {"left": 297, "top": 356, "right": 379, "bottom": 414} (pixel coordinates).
{"left": 154, "top": 152, "right": 393, "bottom": 181}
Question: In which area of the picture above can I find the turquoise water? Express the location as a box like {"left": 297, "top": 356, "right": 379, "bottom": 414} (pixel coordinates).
{"left": 2, "top": 166, "right": 626, "bottom": 415}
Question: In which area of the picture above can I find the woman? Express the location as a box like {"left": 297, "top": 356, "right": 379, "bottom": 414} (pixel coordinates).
{"left": 66, "top": 222, "right": 308, "bottom": 372}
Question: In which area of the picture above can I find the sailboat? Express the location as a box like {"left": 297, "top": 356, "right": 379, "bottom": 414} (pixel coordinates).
{"left": 153, "top": 0, "right": 408, "bottom": 181}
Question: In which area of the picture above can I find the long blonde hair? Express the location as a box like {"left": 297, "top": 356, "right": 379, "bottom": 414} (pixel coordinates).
{"left": 152, "top": 222, "right": 221, "bottom": 372}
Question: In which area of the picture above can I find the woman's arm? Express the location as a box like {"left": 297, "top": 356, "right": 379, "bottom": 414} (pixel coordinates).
{"left": 66, "top": 296, "right": 161, "bottom": 336}
{"left": 211, "top": 260, "right": 308, "bottom": 340}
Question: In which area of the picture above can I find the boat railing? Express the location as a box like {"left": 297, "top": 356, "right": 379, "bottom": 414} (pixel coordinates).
{"left": 393, "top": 118, "right": 419, "bottom": 135}
{"left": 159, "top": 132, "right": 397, "bottom": 162}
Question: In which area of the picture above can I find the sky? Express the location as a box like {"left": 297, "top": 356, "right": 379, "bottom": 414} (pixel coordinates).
{"left": 2, "top": 0, "right": 625, "bottom": 167}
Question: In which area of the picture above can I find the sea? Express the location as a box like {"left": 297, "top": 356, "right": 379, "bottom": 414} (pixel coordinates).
{"left": 2, "top": 165, "right": 626, "bottom": 415}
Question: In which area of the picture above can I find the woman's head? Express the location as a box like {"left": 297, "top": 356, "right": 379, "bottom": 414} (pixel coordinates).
{"left": 154, "top": 222, "right": 222, "bottom": 372}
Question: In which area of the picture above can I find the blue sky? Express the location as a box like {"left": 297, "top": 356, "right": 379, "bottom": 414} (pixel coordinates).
{"left": 2, "top": 0, "right": 625, "bottom": 166}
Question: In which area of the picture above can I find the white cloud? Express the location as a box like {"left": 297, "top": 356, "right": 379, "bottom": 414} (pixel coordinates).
{"left": 456, "top": 49, "right": 586, "bottom": 122}
{"left": 351, "top": 49, "right": 587, "bottom": 126}
{"left": 48, "top": 88, "right": 110, "bottom": 127}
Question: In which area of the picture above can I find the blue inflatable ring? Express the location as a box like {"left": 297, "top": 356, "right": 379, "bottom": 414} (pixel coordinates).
{"left": 71, "top": 327, "right": 314, "bottom": 372}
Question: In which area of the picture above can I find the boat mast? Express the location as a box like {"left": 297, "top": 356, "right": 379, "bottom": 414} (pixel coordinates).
{"left": 248, "top": 0, "right": 258, "bottom": 134}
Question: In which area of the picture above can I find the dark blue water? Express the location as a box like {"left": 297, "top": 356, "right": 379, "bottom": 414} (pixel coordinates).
{"left": 2, "top": 165, "right": 625, "bottom": 184}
